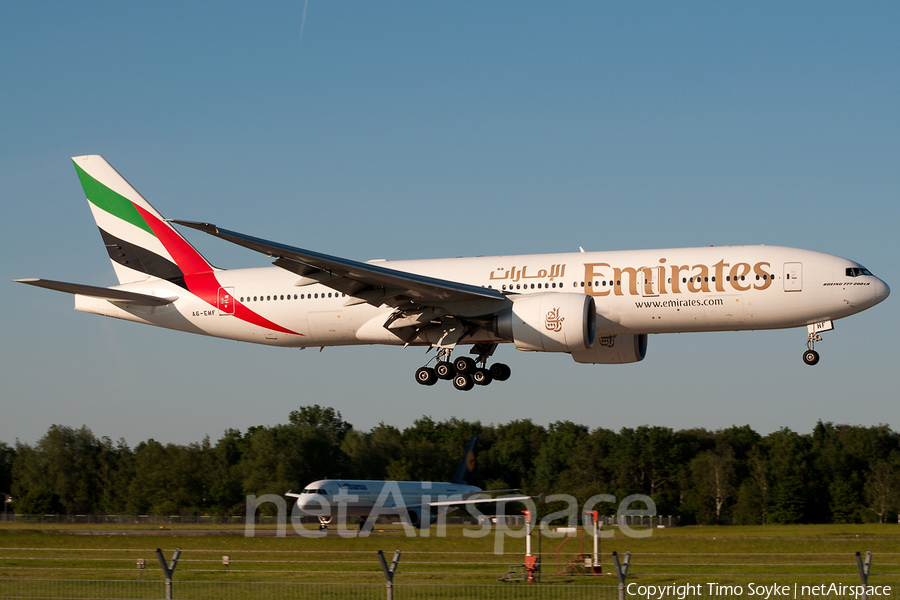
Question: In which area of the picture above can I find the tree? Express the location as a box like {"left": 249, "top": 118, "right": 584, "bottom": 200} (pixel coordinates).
{"left": 736, "top": 446, "right": 771, "bottom": 524}
{"left": 862, "top": 458, "right": 900, "bottom": 524}
{"left": 482, "top": 420, "right": 546, "bottom": 491}
{"left": 828, "top": 478, "right": 861, "bottom": 524}
{"left": 289, "top": 405, "right": 352, "bottom": 446}
{"left": 764, "top": 428, "right": 811, "bottom": 523}
{"left": 532, "top": 421, "right": 589, "bottom": 493}
{"left": 0, "top": 442, "right": 14, "bottom": 496}
{"left": 767, "top": 475, "right": 805, "bottom": 524}
{"left": 126, "top": 439, "right": 207, "bottom": 514}
{"left": 341, "top": 424, "right": 403, "bottom": 480}
{"left": 732, "top": 479, "right": 765, "bottom": 525}
{"left": 607, "top": 426, "right": 679, "bottom": 510}
{"left": 205, "top": 429, "right": 246, "bottom": 514}
{"left": 12, "top": 425, "right": 121, "bottom": 514}
{"left": 690, "top": 444, "right": 736, "bottom": 524}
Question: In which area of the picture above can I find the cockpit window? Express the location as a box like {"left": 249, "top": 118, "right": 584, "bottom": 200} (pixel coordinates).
{"left": 846, "top": 267, "right": 874, "bottom": 277}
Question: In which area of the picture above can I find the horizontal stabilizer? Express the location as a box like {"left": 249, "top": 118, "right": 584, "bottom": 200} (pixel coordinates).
{"left": 14, "top": 278, "right": 174, "bottom": 306}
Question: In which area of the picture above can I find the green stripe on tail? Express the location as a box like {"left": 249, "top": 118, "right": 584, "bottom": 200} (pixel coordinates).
{"left": 73, "top": 161, "right": 155, "bottom": 237}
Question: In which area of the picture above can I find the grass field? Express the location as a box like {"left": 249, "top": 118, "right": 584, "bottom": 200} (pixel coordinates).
{"left": 1, "top": 523, "right": 898, "bottom": 589}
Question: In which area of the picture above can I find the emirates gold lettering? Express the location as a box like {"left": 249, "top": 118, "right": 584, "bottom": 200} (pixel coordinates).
{"left": 688, "top": 265, "right": 710, "bottom": 293}
{"left": 657, "top": 259, "right": 668, "bottom": 295}
{"left": 753, "top": 262, "right": 773, "bottom": 290}
{"left": 669, "top": 264, "right": 689, "bottom": 293}
{"left": 571, "top": 259, "right": 774, "bottom": 297}
{"left": 713, "top": 260, "right": 729, "bottom": 292}
{"left": 583, "top": 263, "right": 611, "bottom": 297}
{"left": 494, "top": 259, "right": 773, "bottom": 296}
{"left": 729, "top": 263, "right": 752, "bottom": 291}
{"left": 615, "top": 266, "right": 641, "bottom": 296}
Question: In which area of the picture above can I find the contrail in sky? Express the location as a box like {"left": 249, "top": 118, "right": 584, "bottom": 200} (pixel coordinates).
{"left": 298, "top": 0, "right": 309, "bottom": 49}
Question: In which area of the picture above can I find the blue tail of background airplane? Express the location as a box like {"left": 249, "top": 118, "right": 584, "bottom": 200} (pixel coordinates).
{"left": 451, "top": 436, "right": 477, "bottom": 485}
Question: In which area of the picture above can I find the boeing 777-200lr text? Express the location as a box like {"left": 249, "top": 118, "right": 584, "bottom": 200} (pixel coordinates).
{"left": 16, "top": 156, "right": 890, "bottom": 390}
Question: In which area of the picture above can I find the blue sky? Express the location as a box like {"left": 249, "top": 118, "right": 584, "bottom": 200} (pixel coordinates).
{"left": 2, "top": 2, "right": 898, "bottom": 447}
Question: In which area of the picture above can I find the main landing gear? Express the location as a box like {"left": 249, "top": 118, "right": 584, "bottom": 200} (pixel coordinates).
{"left": 415, "top": 344, "right": 511, "bottom": 391}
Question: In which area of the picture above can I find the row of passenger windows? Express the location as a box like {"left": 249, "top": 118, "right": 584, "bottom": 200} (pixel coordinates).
{"left": 239, "top": 272, "right": 778, "bottom": 300}
{"left": 239, "top": 292, "right": 347, "bottom": 302}
{"left": 500, "top": 274, "right": 771, "bottom": 291}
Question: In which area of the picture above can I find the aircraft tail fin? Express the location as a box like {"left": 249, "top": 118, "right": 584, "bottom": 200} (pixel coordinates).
{"left": 451, "top": 436, "right": 478, "bottom": 485}
{"left": 72, "top": 155, "right": 214, "bottom": 287}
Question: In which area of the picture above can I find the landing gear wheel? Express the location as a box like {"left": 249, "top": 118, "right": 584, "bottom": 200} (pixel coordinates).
{"left": 472, "top": 368, "right": 492, "bottom": 386}
{"left": 453, "top": 356, "right": 477, "bottom": 375}
{"left": 434, "top": 361, "right": 455, "bottom": 380}
{"left": 415, "top": 367, "right": 437, "bottom": 386}
{"left": 490, "top": 363, "right": 511, "bottom": 381}
{"left": 453, "top": 373, "right": 475, "bottom": 391}
{"left": 803, "top": 350, "right": 820, "bottom": 366}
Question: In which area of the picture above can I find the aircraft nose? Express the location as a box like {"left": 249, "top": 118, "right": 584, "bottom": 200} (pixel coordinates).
{"left": 874, "top": 278, "right": 890, "bottom": 304}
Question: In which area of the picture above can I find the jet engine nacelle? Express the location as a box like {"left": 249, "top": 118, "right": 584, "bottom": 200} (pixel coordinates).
{"left": 570, "top": 334, "right": 648, "bottom": 364}
{"left": 405, "top": 507, "right": 438, "bottom": 529}
{"left": 495, "top": 293, "right": 596, "bottom": 352}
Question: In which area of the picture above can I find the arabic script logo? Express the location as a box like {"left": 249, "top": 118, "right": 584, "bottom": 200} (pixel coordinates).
{"left": 598, "top": 335, "right": 616, "bottom": 348}
{"left": 545, "top": 307, "right": 564, "bottom": 332}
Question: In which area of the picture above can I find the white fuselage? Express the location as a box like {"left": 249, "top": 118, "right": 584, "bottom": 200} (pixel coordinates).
{"left": 293, "top": 479, "right": 482, "bottom": 518}
{"left": 73, "top": 245, "right": 890, "bottom": 348}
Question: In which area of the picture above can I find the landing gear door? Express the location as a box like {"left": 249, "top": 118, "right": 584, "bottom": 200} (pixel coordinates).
{"left": 784, "top": 263, "right": 802, "bottom": 292}
{"left": 217, "top": 287, "right": 235, "bottom": 315}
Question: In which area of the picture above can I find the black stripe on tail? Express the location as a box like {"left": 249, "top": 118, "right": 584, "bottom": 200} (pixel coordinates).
{"left": 98, "top": 228, "right": 187, "bottom": 289}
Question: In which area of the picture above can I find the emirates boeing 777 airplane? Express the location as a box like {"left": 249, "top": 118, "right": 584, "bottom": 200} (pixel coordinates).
{"left": 16, "top": 156, "right": 890, "bottom": 390}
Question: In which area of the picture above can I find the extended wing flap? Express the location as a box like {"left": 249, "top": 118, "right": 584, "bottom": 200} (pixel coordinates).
{"left": 14, "top": 278, "right": 174, "bottom": 306}
{"left": 171, "top": 220, "right": 509, "bottom": 308}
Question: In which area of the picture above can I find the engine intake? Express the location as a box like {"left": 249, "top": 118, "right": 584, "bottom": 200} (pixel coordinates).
{"left": 495, "top": 293, "right": 596, "bottom": 352}
{"left": 405, "top": 507, "right": 438, "bottom": 528}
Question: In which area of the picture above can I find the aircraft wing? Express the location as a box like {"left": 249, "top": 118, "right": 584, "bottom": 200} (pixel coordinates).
{"left": 171, "top": 220, "right": 509, "bottom": 309}
{"left": 13, "top": 278, "right": 174, "bottom": 306}
{"left": 425, "top": 494, "right": 532, "bottom": 508}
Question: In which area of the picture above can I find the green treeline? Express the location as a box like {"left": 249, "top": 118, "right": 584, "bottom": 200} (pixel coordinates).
{"left": 2, "top": 406, "right": 899, "bottom": 525}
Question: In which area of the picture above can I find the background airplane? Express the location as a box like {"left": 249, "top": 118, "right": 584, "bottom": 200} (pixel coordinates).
{"left": 287, "top": 436, "right": 529, "bottom": 531}
{"left": 16, "top": 155, "right": 890, "bottom": 390}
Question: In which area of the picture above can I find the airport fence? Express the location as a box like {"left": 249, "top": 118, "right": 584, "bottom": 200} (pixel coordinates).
{"left": 1, "top": 580, "right": 898, "bottom": 600}
{"left": 0, "top": 579, "right": 619, "bottom": 600}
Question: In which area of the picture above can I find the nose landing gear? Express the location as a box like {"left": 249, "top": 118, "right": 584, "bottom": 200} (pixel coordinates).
{"left": 803, "top": 348, "right": 820, "bottom": 366}
{"left": 803, "top": 321, "right": 832, "bottom": 366}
